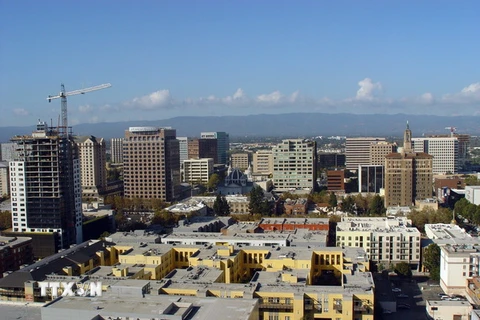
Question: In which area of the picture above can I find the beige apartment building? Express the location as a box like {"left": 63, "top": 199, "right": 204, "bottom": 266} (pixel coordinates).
{"left": 345, "top": 137, "right": 386, "bottom": 171}
{"left": 123, "top": 127, "right": 180, "bottom": 201}
{"left": 336, "top": 216, "right": 421, "bottom": 269}
{"left": 230, "top": 152, "right": 250, "bottom": 170}
{"left": 384, "top": 123, "right": 433, "bottom": 207}
{"left": 183, "top": 158, "right": 214, "bottom": 184}
{"left": 75, "top": 136, "right": 107, "bottom": 200}
{"left": 253, "top": 150, "right": 273, "bottom": 174}
{"left": 369, "top": 141, "right": 396, "bottom": 166}
{"left": 110, "top": 138, "right": 124, "bottom": 164}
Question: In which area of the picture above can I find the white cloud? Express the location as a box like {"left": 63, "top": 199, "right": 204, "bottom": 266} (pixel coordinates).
{"left": 78, "top": 104, "right": 92, "bottom": 113}
{"left": 461, "top": 82, "right": 480, "bottom": 94}
{"left": 356, "top": 78, "right": 382, "bottom": 100}
{"left": 13, "top": 108, "right": 29, "bottom": 116}
{"left": 70, "top": 79, "right": 480, "bottom": 122}
{"left": 420, "top": 92, "right": 434, "bottom": 104}
{"left": 129, "top": 89, "right": 172, "bottom": 110}
{"left": 256, "top": 91, "right": 284, "bottom": 103}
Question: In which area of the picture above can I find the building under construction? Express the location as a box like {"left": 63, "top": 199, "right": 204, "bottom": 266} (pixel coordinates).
{"left": 7, "top": 121, "right": 82, "bottom": 257}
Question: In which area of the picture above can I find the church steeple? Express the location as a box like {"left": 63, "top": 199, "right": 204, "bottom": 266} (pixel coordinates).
{"left": 403, "top": 121, "right": 412, "bottom": 153}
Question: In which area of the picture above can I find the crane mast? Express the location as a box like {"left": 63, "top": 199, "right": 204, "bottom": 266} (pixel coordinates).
{"left": 47, "top": 83, "right": 112, "bottom": 136}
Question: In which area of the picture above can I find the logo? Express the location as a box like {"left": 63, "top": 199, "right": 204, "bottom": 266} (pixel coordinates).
{"left": 38, "top": 281, "right": 102, "bottom": 297}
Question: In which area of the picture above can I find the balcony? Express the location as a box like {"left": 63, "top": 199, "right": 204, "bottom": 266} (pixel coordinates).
{"left": 259, "top": 301, "right": 293, "bottom": 310}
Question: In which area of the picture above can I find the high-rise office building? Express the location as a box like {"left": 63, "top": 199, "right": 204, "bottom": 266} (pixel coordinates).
{"left": 0, "top": 161, "right": 9, "bottom": 197}
{"left": 273, "top": 139, "right": 316, "bottom": 192}
{"left": 75, "top": 136, "right": 107, "bottom": 200}
{"left": 231, "top": 153, "right": 250, "bottom": 170}
{"left": 123, "top": 127, "right": 180, "bottom": 202}
{"left": 200, "top": 132, "right": 229, "bottom": 164}
{"left": 0, "top": 142, "right": 15, "bottom": 162}
{"left": 183, "top": 158, "right": 214, "bottom": 185}
{"left": 345, "top": 137, "right": 386, "bottom": 171}
{"left": 369, "top": 141, "right": 396, "bottom": 166}
{"left": 110, "top": 138, "right": 124, "bottom": 164}
{"left": 253, "top": 150, "right": 274, "bottom": 174}
{"left": 384, "top": 123, "right": 433, "bottom": 207}
{"left": 177, "top": 137, "right": 189, "bottom": 163}
{"left": 187, "top": 138, "right": 218, "bottom": 162}
{"left": 358, "top": 165, "right": 384, "bottom": 193}
{"left": 9, "top": 122, "right": 83, "bottom": 251}
{"left": 412, "top": 137, "right": 459, "bottom": 174}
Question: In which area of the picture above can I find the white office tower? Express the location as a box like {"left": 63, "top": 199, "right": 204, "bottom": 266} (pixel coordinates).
{"left": 10, "top": 121, "right": 83, "bottom": 249}
{"left": 412, "top": 137, "right": 459, "bottom": 174}
{"left": 183, "top": 158, "right": 214, "bottom": 184}
{"left": 200, "top": 132, "right": 229, "bottom": 165}
{"left": 272, "top": 139, "right": 317, "bottom": 192}
{"left": 110, "top": 138, "right": 124, "bottom": 164}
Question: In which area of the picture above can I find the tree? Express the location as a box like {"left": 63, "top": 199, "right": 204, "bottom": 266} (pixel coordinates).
{"left": 423, "top": 243, "right": 441, "bottom": 280}
{"left": 0, "top": 211, "right": 12, "bottom": 230}
{"left": 328, "top": 192, "right": 338, "bottom": 211}
{"left": 368, "top": 195, "right": 385, "bottom": 216}
{"left": 249, "top": 186, "right": 264, "bottom": 214}
{"left": 394, "top": 262, "right": 412, "bottom": 278}
{"left": 213, "top": 194, "right": 230, "bottom": 216}
{"left": 207, "top": 173, "right": 220, "bottom": 191}
{"left": 341, "top": 195, "right": 356, "bottom": 214}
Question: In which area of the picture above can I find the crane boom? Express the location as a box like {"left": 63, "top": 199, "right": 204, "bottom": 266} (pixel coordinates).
{"left": 47, "top": 83, "right": 112, "bottom": 100}
{"left": 46, "top": 83, "right": 111, "bottom": 136}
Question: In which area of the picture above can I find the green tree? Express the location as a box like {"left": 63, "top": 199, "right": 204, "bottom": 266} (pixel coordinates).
{"left": 394, "top": 262, "right": 412, "bottom": 278}
{"left": 423, "top": 243, "right": 441, "bottom": 280}
{"left": 249, "top": 186, "right": 264, "bottom": 214}
{"left": 328, "top": 192, "right": 338, "bottom": 211}
{"left": 341, "top": 195, "right": 356, "bottom": 214}
{"left": 152, "top": 210, "right": 176, "bottom": 226}
{"left": 367, "top": 194, "right": 385, "bottom": 216}
{"left": 213, "top": 194, "right": 230, "bottom": 216}
{"left": 207, "top": 173, "right": 220, "bottom": 191}
{"left": 0, "top": 211, "right": 12, "bottom": 230}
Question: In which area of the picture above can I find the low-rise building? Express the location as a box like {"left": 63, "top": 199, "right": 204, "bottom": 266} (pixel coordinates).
{"left": 0, "top": 236, "right": 33, "bottom": 278}
{"left": 336, "top": 217, "right": 421, "bottom": 269}
{"left": 440, "top": 244, "right": 480, "bottom": 295}
{"left": 1, "top": 232, "right": 373, "bottom": 320}
{"left": 259, "top": 218, "right": 329, "bottom": 232}
{"left": 466, "top": 186, "right": 480, "bottom": 205}
{"left": 283, "top": 198, "right": 308, "bottom": 215}
{"left": 425, "top": 300, "right": 472, "bottom": 320}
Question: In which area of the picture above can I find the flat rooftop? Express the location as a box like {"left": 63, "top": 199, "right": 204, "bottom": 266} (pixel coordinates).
{"left": 42, "top": 293, "right": 258, "bottom": 320}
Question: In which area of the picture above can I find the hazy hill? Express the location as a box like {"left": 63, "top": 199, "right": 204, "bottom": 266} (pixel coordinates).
{"left": 1, "top": 113, "right": 479, "bottom": 142}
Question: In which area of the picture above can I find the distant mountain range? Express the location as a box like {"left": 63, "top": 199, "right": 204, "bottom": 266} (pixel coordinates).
{"left": 1, "top": 113, "right": 479, "bottom": 142}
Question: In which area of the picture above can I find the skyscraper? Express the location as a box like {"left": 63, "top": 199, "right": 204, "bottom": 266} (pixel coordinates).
{"left": 123, "top": 127, "right": 180, "bottom": 201}
{"left": 110, "top": 138, "right": 124, "bottom": 164}
{"left": 75, "top": 136, "right": 107, "bottom": 200}
{"left": 345, "top": 137, "right": 386, "bottom": 171}
{"left": 412, "top": 136, "right": 459, "bottom": 174}
{"left": 9, "top": 122, "right": 82, "bottom": 252}
{"left": 200, "top": 132, "right": 229, "bottom": 164}
{"left": 384, "top": 123, "right": 433, "bottom": 207}
{"left": 272, "top": 139, "right": 317, "bottom": 192}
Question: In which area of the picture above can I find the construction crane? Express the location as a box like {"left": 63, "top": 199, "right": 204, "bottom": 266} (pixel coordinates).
{"left": 47, "top": 83, "right": 111, "bottom": 136}
{"left": 445, "top": 126, "right": 457, "bottom": 137}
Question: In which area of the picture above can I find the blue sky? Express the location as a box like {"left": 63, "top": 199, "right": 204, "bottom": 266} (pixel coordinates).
{"left": 1, "top": 1, "right": 479, "bottom": 127}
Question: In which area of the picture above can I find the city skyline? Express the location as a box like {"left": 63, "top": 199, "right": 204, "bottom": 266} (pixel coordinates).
{"left": 1, "top": 1, "right": 479, "bottom": 127}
